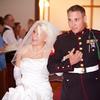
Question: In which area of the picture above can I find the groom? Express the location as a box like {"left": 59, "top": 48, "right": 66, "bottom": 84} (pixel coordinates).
{"left": 47, "top": 5, "right": 100, "bottom": 100}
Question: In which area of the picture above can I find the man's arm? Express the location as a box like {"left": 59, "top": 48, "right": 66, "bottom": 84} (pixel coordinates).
{"left": 47, "top": 36, "right": 83, "bottom": 74}
{"left": 47, "top": 53, "right": 73, "bottom": 73}
{"left": 47, "top": 35, "right": 73, "bottom": 73}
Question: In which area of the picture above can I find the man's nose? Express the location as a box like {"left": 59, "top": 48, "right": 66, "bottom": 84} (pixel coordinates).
{"left": 71, "top": 21, "right": 75, "bottom": 26}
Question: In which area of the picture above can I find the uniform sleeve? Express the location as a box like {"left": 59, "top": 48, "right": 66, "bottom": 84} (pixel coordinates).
{"left": 47, "top": 36, "right": 74, "bottom": 74}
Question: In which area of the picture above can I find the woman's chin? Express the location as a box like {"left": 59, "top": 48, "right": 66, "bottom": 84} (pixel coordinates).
{"left": 32, "top": 42, "right": 39, "bottom": 46}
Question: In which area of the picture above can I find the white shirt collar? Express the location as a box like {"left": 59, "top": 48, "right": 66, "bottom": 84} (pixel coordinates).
{"left": 5, "top": 25, "right": 12, "bottom": 30}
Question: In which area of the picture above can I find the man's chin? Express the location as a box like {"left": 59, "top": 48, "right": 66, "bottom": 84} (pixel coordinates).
{"left": 72, "top": 30, "right": 79, "bottom": 34}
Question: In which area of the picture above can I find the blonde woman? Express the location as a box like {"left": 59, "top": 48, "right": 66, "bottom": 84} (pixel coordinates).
{"left": 2, "top": 21, "right": 60, "bottom": 100}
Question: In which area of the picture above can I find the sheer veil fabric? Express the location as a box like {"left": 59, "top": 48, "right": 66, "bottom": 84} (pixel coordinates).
{"left": 2, "top": 20, "right": 61, "bottom": 100}
{"left": 11, "top": 20, "right": 61, "bottom": 65}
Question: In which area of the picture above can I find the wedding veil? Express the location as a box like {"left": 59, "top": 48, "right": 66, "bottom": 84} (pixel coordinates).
{"left": 11, "top": 20, "right": 61, "bottom": 65}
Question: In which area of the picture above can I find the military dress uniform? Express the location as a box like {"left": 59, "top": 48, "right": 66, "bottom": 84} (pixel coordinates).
{"left": 47, "top": 28, "right": 100, "bottom": 100}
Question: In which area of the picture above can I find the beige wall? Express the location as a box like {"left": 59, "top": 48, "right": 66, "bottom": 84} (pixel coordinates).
{"left": 0, "top": 0, "right": 35, "bottom": 27}
{"left": 0, "top": 0, "right": 100, "bottom": 30}
{"left": 49, "top": 0, "right": 100, "bottom": 31}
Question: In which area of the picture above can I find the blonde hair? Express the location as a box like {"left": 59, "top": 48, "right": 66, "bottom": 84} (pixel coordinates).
{"left": 34, "top": 21, "right": 60, "bottom": 50}
{"left": 11, "top": 20, "right": 60, "bottom": 64}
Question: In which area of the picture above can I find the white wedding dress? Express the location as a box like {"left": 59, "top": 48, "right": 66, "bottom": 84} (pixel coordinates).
{"left": 2, "top": 58, "right": 53, "bottom": 100}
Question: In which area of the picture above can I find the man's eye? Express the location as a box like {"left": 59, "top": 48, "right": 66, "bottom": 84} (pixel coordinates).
{"left": 33, "top": 30, "right": 37, "bottom": 34}
{"left": 75, "top": 18, "right": 79, "bottom": 21}
{"left": 68, "top": 18, "right": 71, "bottom": 21}
{"left": 33, "top": 30, "right": 35, "bottom": 33}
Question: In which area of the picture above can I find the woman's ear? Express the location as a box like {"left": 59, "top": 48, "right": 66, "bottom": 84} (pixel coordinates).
{"left": 44, "top": 37, "right": 47, "bottom": 43}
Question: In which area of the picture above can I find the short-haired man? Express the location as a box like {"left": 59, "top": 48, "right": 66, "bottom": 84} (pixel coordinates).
{"left": 47, "top": 5, "right": 100, "bottom": 100}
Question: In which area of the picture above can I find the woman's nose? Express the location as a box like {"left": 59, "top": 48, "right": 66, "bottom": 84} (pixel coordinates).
{"left": 33, "top": 33, "right": 38, "bottom": 38}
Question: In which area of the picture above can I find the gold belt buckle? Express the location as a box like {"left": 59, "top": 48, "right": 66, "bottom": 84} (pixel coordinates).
{"left": 81, "top": 68, "right": 85, "bottom": 73}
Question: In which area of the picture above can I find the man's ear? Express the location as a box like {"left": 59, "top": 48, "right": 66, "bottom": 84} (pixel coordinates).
{"left": 84, "top": 15, "right": 87, "bottom": 23}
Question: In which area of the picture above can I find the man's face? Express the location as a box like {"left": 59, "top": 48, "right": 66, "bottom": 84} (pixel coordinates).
{"left": 67, "top": 11, "right": 86, "bottom": 33}
{"left": 6, "top": 16, "right": 15, "bottom": 27}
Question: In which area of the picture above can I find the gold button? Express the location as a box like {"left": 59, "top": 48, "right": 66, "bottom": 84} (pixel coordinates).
{"left": 57, "top": 67, "right": 60, "bottom": 69}
{"left": 80, "top": 64, "right": 84, "bottom": 67}
{"left": 67, "top": 65, "right": 70, "bottom": 67}
{"left": 82, "top": 31, "right": 84, "bottom": 34}
{"left": 66, "top": 79, "right": 69, "bottom": 82}
{"left": 79, "top": 47, "right": 83, "bottom": 50}
{"left": 81, "top": 68, "right": 85, "bottom": 73}
{"left": 96, "top": 77, "right": 98, "bottom": 80}
{"left": 78, "top": 37, "right": 81, "bottom": 40}
{"left": 80, "top": 59, "right": 83, "bottom": 61}
{"left": 62, "top": 66, "right": 64, "bottom": 68}
{"left": 68, "top": 51, "right": 70, "bottom": 53}
{"left": 79, "top": 42, "right": 82, "bottom": 45}
{"left": 92, "top": 49, "right": 95, "bottom": 51}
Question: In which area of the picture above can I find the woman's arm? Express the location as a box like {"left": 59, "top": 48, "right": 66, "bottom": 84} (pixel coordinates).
{"left": 13, "top": 51, "right": 22, "bottom": 86}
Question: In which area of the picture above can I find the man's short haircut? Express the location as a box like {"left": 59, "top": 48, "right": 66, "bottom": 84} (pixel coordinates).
{"left": 67, "top": 5, "right": 86, "bottom": 15}
{"left": 0, "top": 16, "right": 4, "bottom": 26}
{"left": 4, "top": 14, "right": 12, "bottom": 21}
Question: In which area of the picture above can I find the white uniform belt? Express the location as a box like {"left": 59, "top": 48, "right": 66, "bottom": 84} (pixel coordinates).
{"left": 69, "top": 65, "right": 99, "bottom": 74}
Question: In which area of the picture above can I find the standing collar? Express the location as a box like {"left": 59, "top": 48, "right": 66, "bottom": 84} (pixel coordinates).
{"left": 69, "top": 28, "right": 88, "bottom": 36}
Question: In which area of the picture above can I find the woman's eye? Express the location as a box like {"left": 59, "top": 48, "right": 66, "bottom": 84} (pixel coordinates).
{"left": 33, "top": 30, "right": 35, "bottom": 33}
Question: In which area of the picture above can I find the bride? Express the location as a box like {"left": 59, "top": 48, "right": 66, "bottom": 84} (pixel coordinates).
{"left": 2, "top": 21, "right": 60, "bottom": 100}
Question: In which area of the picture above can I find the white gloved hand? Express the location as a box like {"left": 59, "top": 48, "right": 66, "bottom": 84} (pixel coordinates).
{"left": 13, "top": 66, "right": 22, "bottom": 86}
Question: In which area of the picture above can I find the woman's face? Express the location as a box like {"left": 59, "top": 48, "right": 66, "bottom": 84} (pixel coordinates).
{"left": 32, "top": 26, "right": 47, "bottom": 46}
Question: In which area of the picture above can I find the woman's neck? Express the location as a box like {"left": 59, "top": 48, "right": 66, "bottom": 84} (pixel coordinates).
{"left": 32, "top": 44, "right": 44, "bottom": 51}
